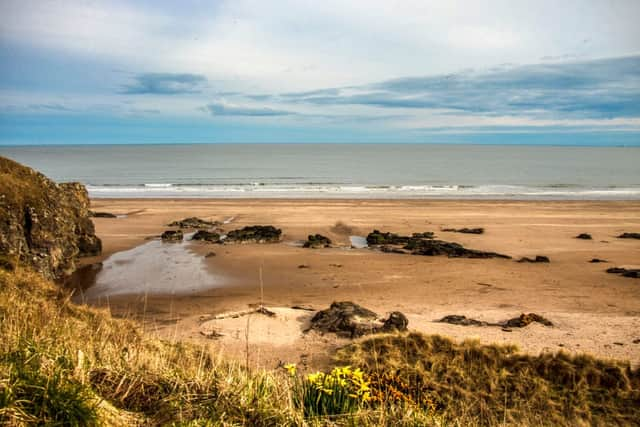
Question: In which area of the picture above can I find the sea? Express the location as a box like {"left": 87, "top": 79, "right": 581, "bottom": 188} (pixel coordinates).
{"left": 1, "top": 143, "right": 639, "bottom": 200}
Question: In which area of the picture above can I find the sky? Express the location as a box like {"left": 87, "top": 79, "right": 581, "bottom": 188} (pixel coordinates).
{"left": 1, "top": 0, "right": 639, "bottom": 145}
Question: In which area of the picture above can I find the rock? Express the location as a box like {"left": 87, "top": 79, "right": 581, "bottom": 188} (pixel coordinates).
{"left": 438, "top": 313, "right": 553, "bottom": 328}
{"left": 225, "top": 225, "right": 281, "bottom": 243}
{"left": 161, "top": 230, "right": 183, "bottom": 242}
{"left": 517, "top": 256, "right": 550, "bottom": 263}
{"left": 589, "top": 258, "right": 607, "bottom": 263}
{"left": 0, "top": 157, "right": 101, "bottom": 280}
{"left": 303, "top": 234, "right": 332, "bottom": 248}
{"left": 380, "top": 245, "right": 408, "bottom": 254}
{"left": 191, "top": 230, "right": 221, "bottom": 243}
{"left": 168, "top": 217, "right": 220, "bottom": 229}
{"left": 407, "top": 239, "right": 510, "bottom": 259}
{"left": 576, "top": 233, "right": 593, "bottom": 240}
{"left": 204, "top": 252, "right": 216, "bottom": 258}
{"left": 367, "top": 229, "right": 509, "bottom": 259}
{"left": 504, "top": 313, "right": 553, "bottom": 327}
{"left": 89, "top": 211, "right": 117, "bottom": 218}
{"left": 618, "top": 232, "right": 640, "bottom": 239}
{"left": 366, "top": 230, "right": 410, "bottom": 245}
{"left": 438, "top": 315, "right": 489, "bottom": 327}
{"left": 606, "top": 267, "right": 640, "bottom": 278}
{"left": 442, "top": 227, "right": 484, "bottom": 234}
{"left": 309, "top": 301, "right": 408, "bottom": 338}
{"left": 298, "top": 264, "right": 310, "bottom": 268}
{"left": 382, "top": 311, "right": 409, "bottom": 332}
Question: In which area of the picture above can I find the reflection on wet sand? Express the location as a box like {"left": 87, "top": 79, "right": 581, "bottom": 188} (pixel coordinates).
{"left": 75, "top": 234, "right": 225, "bottom": 302}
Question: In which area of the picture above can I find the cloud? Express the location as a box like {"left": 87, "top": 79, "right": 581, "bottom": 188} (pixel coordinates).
{"left": 122, "top": 73, "right": 207, "bottom": 94}
{"left": 278, "top": 56, "right": 640, "bottom": 119}
{"left": 203, "top": 101, "right": 292, "bottom": 117}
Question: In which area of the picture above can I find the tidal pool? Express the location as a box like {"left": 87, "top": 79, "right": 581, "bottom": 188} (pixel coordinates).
{"left": 76, "top": 234, "right": 224, "bottom": 301}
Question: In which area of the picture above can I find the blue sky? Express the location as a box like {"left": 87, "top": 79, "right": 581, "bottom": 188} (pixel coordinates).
{"left": 1, "top": 0, "right": 639, "bottom": 145}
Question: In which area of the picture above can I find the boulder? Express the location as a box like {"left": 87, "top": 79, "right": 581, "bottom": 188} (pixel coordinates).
{"left": 309, "top": 301, "right": 408, "bottom": 338}
{"left": 303, "top": 234, "right": 332, "bottom": 248}
{"left": 191, "top": 230, "right": 221, "bottom": 243}
{"left": 589, "top": 258, "right": 608, "bottom": 263}
{"left": 0, "top": 157, "right": 101, "bottom": 280}
{"left": 161, "top": 230, "right": 183, "bottom": 242}
{"left": 576, "top": 233, "right": 593, "bottom": 240}
{"left": 168, "top": 217, "right": 220, "bottom": 229}
{"left": 225, "top": 225, "right": 281, "bottom": 243}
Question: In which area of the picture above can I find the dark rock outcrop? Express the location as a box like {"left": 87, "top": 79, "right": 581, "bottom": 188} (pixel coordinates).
{"left": 618, "top": 233, "right": 640, "bottom": 239}
{"left": 438, "top": 315, "right": 489, "bottom": 327}
{"left": 89, "top": 211, "right": 117, "bottom": 218}
{"left": 517, "top": 256, "right": 550, "bottom": 263}
{"left": 607, "top": 267, "right": 640, "bottom": 278}
{"left": 576, "top": 233, "right": 593, "bottom": 240}
{"left": 309, "top": 301, "right": 409, "bottom": 338}
{"left": 225, "top": 225, "right": 281, "bottom": 243}
{"left": 168, "top": 217, "right": 220, "bottom": 229}
{"left": 161, "top": 230, "right": 183, "bottom": 242}
{"left": 442, "top": 227, "right": 484, "bottom": 234}
{"left": 589, "top": 258, "right": 607, "bottom": 263}
{"left": 504, "top": 313, "right": 553, "bottom": 327}
{"left": 0, "top": 157, "right": 102, "bottom": 280}
{"left": 366, "top": 230, "right": 434, "bottom": 246}
{"left": 191, "top": 230, "right": 221, "bottom": 243}
{"left": 303, "top": 234, "right": 332, "bottom": 248}
{"left": 407, "top": 239, "right": 510, "bottom": 258}
{"left": 367, "top": 229, "right": 509, "bottom": 259}
{"left": 438, "top": 313, "right": 553, "bottom": 328}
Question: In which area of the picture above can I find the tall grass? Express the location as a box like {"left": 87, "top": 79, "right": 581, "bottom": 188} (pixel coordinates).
{"left": 1, "top": 268, "right": 638, "bottom": 425}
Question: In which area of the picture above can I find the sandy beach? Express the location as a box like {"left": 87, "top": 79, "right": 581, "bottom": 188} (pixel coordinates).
{"left": 79, "top": 199, "right": 640, "bottom": 370}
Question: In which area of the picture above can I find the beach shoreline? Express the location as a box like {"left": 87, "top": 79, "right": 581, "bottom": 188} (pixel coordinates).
{"left": 80, "top": 198, "right": 640, "bottom": 369}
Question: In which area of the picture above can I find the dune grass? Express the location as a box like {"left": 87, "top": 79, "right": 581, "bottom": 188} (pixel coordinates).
{"left": 1, "top": 267, "right": 639, "bottom": 426}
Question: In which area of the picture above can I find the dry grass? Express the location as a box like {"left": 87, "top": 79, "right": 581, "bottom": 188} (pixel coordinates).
{"left": 336, "top": 333, "right": 640, "bottom": 426}
{"left": 1, "top": 268, "right": 639, "bottom": 425}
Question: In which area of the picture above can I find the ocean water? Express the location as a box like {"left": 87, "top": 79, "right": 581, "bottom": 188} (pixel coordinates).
{"left": 1, "top": 144, "right": 639, "bottom": 199}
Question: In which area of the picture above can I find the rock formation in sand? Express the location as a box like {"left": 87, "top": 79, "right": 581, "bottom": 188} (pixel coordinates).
{"left": 225, "top": 225, "right": 282, "bottom": 243}
{"left": 161, "top": 230, "right": 183, "bottom": 242}
{"left": 309, "top": 301, "right": 408, "bottom": 338}
{"left": 366, "top": 229, "right": 510, "bottom": 259}
{"left": 303, "top": 234, "right": 332, "bottom": 248}
{"left": 442, "top": 227, "right": 484, "bottom": 234}
{"left": 168, "top": 217, "right": 221, "bottom": 229}
{"left": 0, "top": 156, "right": 101, "bottom": 280}
{"left": 191, "top": 230, "right": 221, "bottom": 243}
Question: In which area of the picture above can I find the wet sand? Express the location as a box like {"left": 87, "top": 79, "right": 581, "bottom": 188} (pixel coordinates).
{"left": 82, "top": 199, "right": 640, "bottom": 369}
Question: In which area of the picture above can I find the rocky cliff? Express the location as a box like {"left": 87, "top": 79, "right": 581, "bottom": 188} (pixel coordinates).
{"left": 0, "top": 156, "right": 101, "bottom": 280}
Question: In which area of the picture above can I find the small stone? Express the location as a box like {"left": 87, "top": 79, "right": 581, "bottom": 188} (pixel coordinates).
{"left": 576, "top": 233, "right": 592, "bottom": 240}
